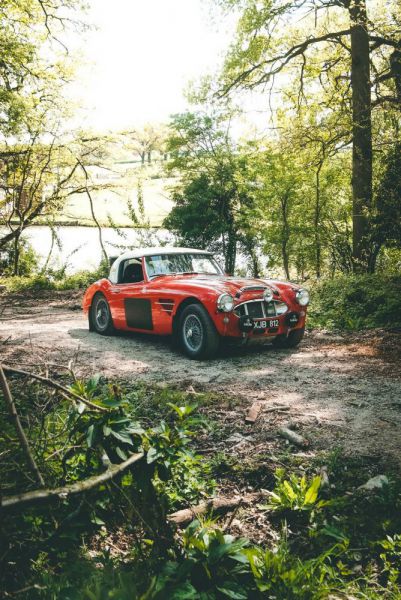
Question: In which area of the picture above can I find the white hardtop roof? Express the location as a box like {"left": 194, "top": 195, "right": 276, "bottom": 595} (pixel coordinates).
{"left": 116, "top": 247, "right": 213, "bottom": 260}
{"left": 108, "top": 247, "right": 214, "bottom": 283}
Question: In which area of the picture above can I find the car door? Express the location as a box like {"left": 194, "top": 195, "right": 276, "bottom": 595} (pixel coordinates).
{"left": 108, "top": 258, "right": 154, "bottom": 331}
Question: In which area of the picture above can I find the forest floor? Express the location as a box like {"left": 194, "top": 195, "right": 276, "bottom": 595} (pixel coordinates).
{"left": 1, "top": 289, "right": 401, "bottom": 481}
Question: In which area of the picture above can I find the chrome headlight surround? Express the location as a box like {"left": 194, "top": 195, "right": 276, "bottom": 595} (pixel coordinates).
{"left": 296, "top": 288, "right": 310, "bottom": 306}
{"left": 217, "top": 293, "right": 234, "bottom": 312}
{"left": 263, "top": 288, "right": 274, "bottom": 303}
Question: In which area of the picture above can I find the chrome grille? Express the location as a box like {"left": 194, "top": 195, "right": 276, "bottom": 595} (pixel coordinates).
{"left": 234, "top": 300, "right": 287, "bottom": 318}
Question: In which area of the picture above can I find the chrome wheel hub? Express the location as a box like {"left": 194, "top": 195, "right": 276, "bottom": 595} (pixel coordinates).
{"left": 95, "top": 300, "right": 109, "bottom": 329}
{"left": 183, "top": 314, "right": 203, "bottom": 352}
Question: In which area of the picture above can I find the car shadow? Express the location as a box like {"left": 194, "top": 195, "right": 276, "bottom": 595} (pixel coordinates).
{"left": 68, "top": 326, "right": 283, "bottom": 361}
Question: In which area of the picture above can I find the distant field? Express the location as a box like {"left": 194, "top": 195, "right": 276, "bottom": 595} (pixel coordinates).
{"left": 58, "top": 174, "right": 176, "bottom": 227}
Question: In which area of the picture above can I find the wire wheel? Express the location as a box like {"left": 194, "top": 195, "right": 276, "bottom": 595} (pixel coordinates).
{"left": 93, "top": 297, "right": 111, "bottom": 333}
{"left": 183, "top": 314, "right": 204, "bottom": 352}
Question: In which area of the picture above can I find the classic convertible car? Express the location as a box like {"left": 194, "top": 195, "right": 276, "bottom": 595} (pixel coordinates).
{"left": 82, "top": 247, "right": 309, "bottom": 359}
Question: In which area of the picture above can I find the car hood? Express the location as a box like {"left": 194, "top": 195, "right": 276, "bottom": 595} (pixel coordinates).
{"left": 149, "top": 274, "right": 297, "bottom": 297}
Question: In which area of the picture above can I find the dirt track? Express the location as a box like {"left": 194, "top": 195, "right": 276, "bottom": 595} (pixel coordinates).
{"left": 1, "top": 291, "right": 401, "bottom": 466}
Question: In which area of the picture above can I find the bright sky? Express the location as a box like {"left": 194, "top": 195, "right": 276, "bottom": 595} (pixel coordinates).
{"left": 71, "top": 0, "right": 236, "bottom": 132}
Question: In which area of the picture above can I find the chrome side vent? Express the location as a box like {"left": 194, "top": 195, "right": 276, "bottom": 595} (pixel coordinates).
{"left": 158, "top": 298, "right": 174, "bottom": 314}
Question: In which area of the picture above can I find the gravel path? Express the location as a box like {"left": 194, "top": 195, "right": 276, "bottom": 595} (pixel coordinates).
{"left": 1, "top": 292, "right": 401, "bottom": 465}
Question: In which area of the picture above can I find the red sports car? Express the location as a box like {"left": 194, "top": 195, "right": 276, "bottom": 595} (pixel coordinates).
{"left": 82, "top": 247, "right": 309, "bottom": 359}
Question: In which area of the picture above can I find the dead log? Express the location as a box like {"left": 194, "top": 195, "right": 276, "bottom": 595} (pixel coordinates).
{"left": 0, "top": 366, "right": 45, "bottom": 488}
{"left": 167, "top": 492, "right": 265, "bottom": 527}
{"left": 278, "top": 426, "right": 307, "bottom": 447}
{"left": 1, "top": 452, "right": 144, "bottom": 510}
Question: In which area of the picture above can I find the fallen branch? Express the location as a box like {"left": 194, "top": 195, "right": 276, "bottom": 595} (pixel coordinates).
{"left": 1, "top": 365, "right": 107, "bottom": 412}
{"left": 167, "top": 492, "right": 265, "bottom": 527}
{"left": 1, "top": 452, "right": 144, "bottom": 510}
{"left": 265, "top": 405, "right": 290, "bottom": 413}
{"left": 0, "top": 366, "right": 45, "bottom": 488}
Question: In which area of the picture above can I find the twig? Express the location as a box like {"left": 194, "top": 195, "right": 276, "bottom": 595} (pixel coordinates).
{"left": 224, "top": 498, "right": 244, "bottom": 531}
{"left": 0, "top": 366, "right": 45, "bottom": 488}
{"left": 1, "top": 452, "right": 144, "bottom": 510}
{"left": 1, "top": 365, "right": 107, "bottom": 412}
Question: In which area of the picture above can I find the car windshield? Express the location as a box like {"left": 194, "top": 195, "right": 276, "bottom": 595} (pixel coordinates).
{"left": 145, "top": 253, "right": 222, "bottom": 278}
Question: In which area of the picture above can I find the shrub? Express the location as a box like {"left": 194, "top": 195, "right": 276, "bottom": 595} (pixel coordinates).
{"left": 308, "top": 274, "right": 401, "bottom": 330}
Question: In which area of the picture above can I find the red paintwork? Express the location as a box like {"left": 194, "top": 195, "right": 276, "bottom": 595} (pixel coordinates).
{"left": 82, "top": 256, "right": 307, "bottom": 342}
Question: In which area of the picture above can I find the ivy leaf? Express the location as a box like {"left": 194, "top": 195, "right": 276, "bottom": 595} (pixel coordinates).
{"left": 116, "top": 446, "right": 128, "bottom": 461}
{"left": 147, "top": 447, "right": 159, "bottom": 464}
{"left": 110, "top": 430, "right": 134, "bottom": 445}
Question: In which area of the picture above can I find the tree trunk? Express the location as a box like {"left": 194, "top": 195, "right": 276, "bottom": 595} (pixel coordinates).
{"left": 225, "top": 231, "right": 237, "bottom": 275}
{"left": 315, "top": 162, "right": 323, "bottom": 278}
{"left": 349, "top": 0, "right": 372, "bottom": 272}
{"left": 13, "top": 231, "right": 21, "bottom": 276}
{"left": 280, "top": 194, "right": 290, "bottom": 279}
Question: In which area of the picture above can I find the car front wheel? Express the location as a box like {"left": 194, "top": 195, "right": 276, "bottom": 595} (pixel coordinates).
{"left": 90, "top": 293, "right": 115, "bottom": 336}
{"left": 179, "top": 304, "right": 219, "bottom": 360}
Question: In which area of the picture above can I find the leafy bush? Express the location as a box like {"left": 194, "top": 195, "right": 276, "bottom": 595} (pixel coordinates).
{"left": 0, "top": 265, "right": 107, "bottom": 292}
{"left": 0, "top": 239, "right": 40, "bottom": 276}
{"left": 262, "top": 468, "right": 327, "bottom": 512}
{"left": 308, "top": 274, "right": 401, "bottom": 330}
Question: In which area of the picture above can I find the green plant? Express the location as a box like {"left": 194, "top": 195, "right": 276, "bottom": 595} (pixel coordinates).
{"left": 262, "top": 469, "right": 327, "bottom": 513}
{"left": 147, "top": 520, "right": 252, "bottom": 599}
{"left": 245, "top": 537, "right": 349, "bottom": 599}
{"left": 308, "top": 275, "right": 401, "bottom": 331}
{"left": 379, "top": 535, "right": 401, "bottom": 590}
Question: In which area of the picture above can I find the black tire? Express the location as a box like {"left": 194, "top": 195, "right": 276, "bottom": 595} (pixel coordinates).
{"left": 273, "top": 328, "right": 305, "bottom": 349}
{"left": 90, "top": 293, "right": 115, "bottom": 336}
{"left": 178, "top": 303, "right": 220, "bottom": 360}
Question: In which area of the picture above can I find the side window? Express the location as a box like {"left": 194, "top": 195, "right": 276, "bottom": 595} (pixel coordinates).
{"left": 119, "top": 259, "right": 144, "bottom": 284}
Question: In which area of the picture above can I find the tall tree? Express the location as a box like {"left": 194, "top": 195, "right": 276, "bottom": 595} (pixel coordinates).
{"left": 216, "top": 0, "right": 401, "bottom": 272}
{"left": 164, "top": 112, "right": 257, "bottom": 274}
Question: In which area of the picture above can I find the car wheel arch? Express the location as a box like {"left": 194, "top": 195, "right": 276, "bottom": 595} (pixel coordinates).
{"left": 172, "top": 297, "right": 204, "bottom": 338}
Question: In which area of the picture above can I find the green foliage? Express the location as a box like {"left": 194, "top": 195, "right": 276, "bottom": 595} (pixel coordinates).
{"left": 3, "top": 376, "right": 401, "bottom": 599}
{"left": 308, "top": 274, "right": 401, "bottom": 330}
{"left": 263, "top": 468, "right": 327, "bottom": 512}
{"left": 374, "top": 142, "right": 401, "bottom": 250}
{"left": 164, "top": 111, "right": 259, "bottom": 274}
{"left": 0, "top": 239, "right": 40, "bottom": 276}
{"left": 245, "top": 539, "right": 348, "bottom": 598}
{"left": 147, "top": 521, "right": 251, "bottom": 599}
{"left": 0, "top": 264, "right": 108, "bottom": 292}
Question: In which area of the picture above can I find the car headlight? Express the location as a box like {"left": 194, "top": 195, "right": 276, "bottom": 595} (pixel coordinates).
{"left": 296, "top": 289, "right": 310, "bottom": 306}
{"left": 217, "top": 293, "right": 234, "bottom": 312}
{"left": 263, "top": 288, "right": 273, "bottom": 303}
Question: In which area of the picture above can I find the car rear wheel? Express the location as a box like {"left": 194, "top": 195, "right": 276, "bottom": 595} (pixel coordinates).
{"left": 90, "top": 293, "right": 115, "bottom": 336}
{"left": 273, "top": 328, "right": 304, "bottom": 349}
{"left": 179, "top": 304, "right": 219, "bottom": 360}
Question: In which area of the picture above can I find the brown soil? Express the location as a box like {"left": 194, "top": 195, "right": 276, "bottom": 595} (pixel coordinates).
{"left": 1, "top": 290, "right": 401, "bottom": 471}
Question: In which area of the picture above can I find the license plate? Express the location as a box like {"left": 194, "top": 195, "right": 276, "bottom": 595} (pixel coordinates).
{"left": 254, "top": 319, "right": 279, "bottom": 330}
